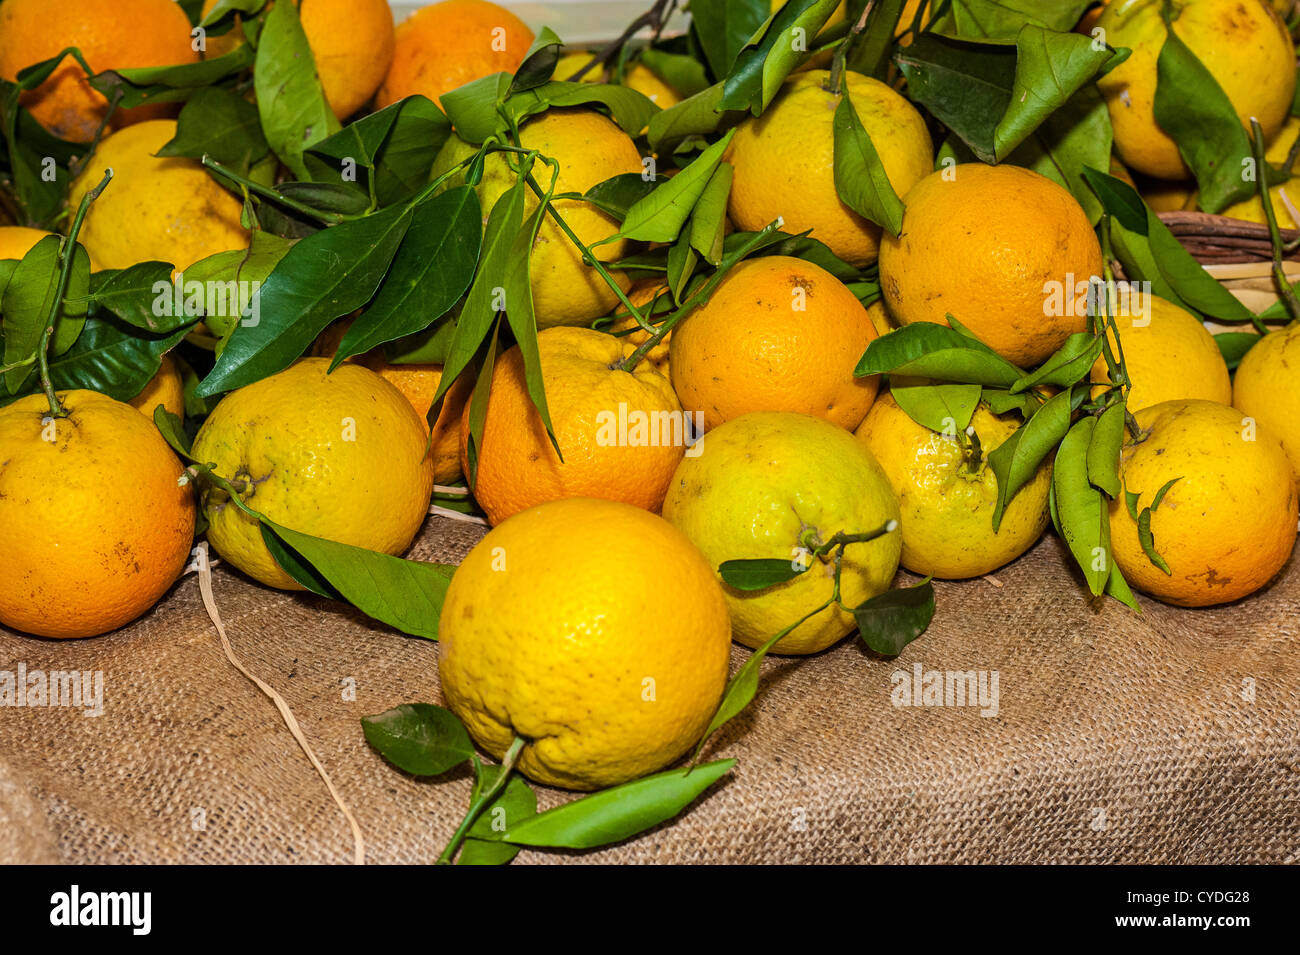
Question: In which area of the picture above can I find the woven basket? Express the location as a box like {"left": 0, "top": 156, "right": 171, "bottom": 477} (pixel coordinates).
{"left": 1158, "top": 210, "right": 1300, "bottom": 321}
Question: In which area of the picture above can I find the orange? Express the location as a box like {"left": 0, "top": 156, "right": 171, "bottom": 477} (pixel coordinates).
{"left": 128, "top": 353, "right": 185, "bottom": 420}
{"left": 312, "top": 320, "right": 472, "bottom": 484}
{"left": 669, "top": 255, "right": 880, "bottom": 432}
{"left": 0, "top": 0, "right": 198, "bottom": 143}
{"left": 1097, "top": 0, "right": 1295, "bottom": 181}
{"left": 605, "top": 281, "right": 673, "bottom": 379}
{"left": 68, "top": 119, "right": 248, "bottom": 271}
{"left": 376, "top": 0, "right": 533, "bottom": 109}
{"left": 879, "top": 163, "right": 1105, "bottom": 368}
{"left": 439, "top": 497, "right": 731, "bottom": 790}
{"left": 1110, "top": 399, "right": 1297, "bottom": 606}
{"left": 1090, "top": 295, "right": 1231, "bottom": 411}
{"left": 728, "top": 70, "right": 933, "bottom": 268}
{"left": 0, "top": 390, "right": 195, "bottom": 638}
{"left": 0, "top": 226, "right": 54, "bottom": 261}
{"left": 1233, "top": 321, "right": 1300, "bottom": 482}
{"left": 192, "top": 359, "right": 434, "bottom": 591}
{"left": 465, "top": 326, "right": 685, "bottom": 526}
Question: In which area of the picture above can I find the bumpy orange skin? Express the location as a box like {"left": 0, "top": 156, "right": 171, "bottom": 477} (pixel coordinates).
{"left": 439, "top": 497, "right": 732, "bottom": 790}
{"left": 0, "top": 390, "right": 195, "bottom": 638}
{"left": 299, "top": 0, "right": 396, "bottom": 119}
{"left": 376, "top": 0, "right": 533, "bottom": 109}
{"left": 1110, "top": 400, "right": 1298, "bottom": 607}
{"left": 879, "top": 164, "right": 1104, "bottom": 368}
{"left": 669, "top": 255, "right": 880, "bottom": 432}
{"left": 128, "top": 354, "right": 185, "bottom": 421}
{"left": 0, "top": 0, "right": 198, "bottom": 143}
{"left": 464, "top": 327, "right": 685, "bottom": 526}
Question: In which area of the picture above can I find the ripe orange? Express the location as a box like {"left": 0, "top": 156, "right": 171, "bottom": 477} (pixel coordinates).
{"left": 1110, "top": 399, "right": 1297, "bottom": 606}
{"left": 0, "top": 390, "right": 195, "bottom": 638}
{"left": 728, "top": 70, "right": 933, "bottom": 268}
{"left": 1232, "top": 321, "right": 1300, "bottom": 482}
{"left": 879, "top": 163, "right": 1104, "bottom": 368}
{"left": 605, "top": 281, "right": 673, "bottom": 379}
{"left": 669, "top": 255, "right": 880, "bottom": 432}
{"left": 0, "top": 0, "right": 198, "bottom": 143}
{"left": 376, "top": 0, "right": 534, "bottom": 109}
{"left": 439, "top": 497, "right": 731, "bottom": 790}
{"left": 312, "top": 320, "right": 473, "bottom": 484}
{"left": 465, "top": 327, "right": 685, "bottom": 526}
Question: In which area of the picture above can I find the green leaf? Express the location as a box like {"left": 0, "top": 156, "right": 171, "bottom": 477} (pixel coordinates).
{"left": 332, "top": 187, "right": 481, "bottom": 365}
{"left": 157, "top": 86, "right": 268, "bottom": 172}
{"left": 1010, "top": 84, "right": 1112, "bottom": 223}
{"left": 439, "top": 73, "right": 513, "bottom": 144}
{"left": 855, "top": 322, "right": 1023, "bottom": 386}
{"left": 1105, "top": 557, "right": 1141, "bottom": 611}
{"left": 1150, "top": 476, "right": 1180, "bottom": 512}
{"left": 618, "top": 130, "right": 735, "bottom": 243}
{"left": 260, "top": 521, "right": 454, "bottom": 640}
{"left": 463, "top": 765, "right": 537, "bottom": 861}
{"left": 689, "top": 0, "right": 770, "bottom": 80}
{"left": 361, "top": 704, "right": 474, "bottom": 776}
{"left": 1135, "top": 507, "right": 1170, "bottom": 575}
{"left": 992, "top": 25, "right": 1114, "bottom": 161}
{"left": 987, "top": 387, "right": 1072, "bottom": 531}
{"left": 688, "top": 162, "right": 733, "bottom": 264}
{"left": 848, "top": 0, "right": 910, "bottom": 79}
{"left": 509, "top": 26, "right": 564, "bottom": 94}
{"left": 89, "top": 262, "right": 185, "bottom": 332}
{"left": 492, "top": 759, "right": 736, "bottom": 849}
{"left": 505, "top": 81, "right": 659, "bottom": 138}
{"left": 639, "top": 48, "right": 710, "bottom": 99}
{"left": 646, "top": 82, "right": 737, "bottom": 155}
{"left": 854, "top": 579, "right": 936, "bottom": 657}
{"left": 1152, "top": 19, "right": 1254, "bottom": 213}
{"left": 718, "top": 558, "right": 806, "bottom": 591}
{"left": 832, "top": 94, "right": 905, "bottom": 236}
{"left": 937, "top": 0, "right": 1093, "bottom": 36}
{"left": 196, "top": 202, "right": 412, "bottom": 396}
{"left": 890, "top": 382, "right": 981, "bottom": 433}
{"left": 981, "top": 386, "right": 1040, "bottom": 418}
{"left": 183, "top": 231, "right": 295, "bottom": 339}
{"left": 1080, "top": 165, "right": 1148, "bottom": 234}
{"left": 1214, "top": 331, "right": 1260, "bottom": 370}
{"left": 152, "top": 406, "right": 193, "bottom": 459}
{"left": 720, "top": 0, "right": 840, "bottom": 115}
{"left": 2, "top": 236, "right": 90, "bottom": 391}
{"left": 1011, "top": 333, "right": 1103, "bottom": 393}
{"left": 584, "top": 173, "right": 658, "bottom": 220}
{"left": 1086, "top": 401, "right": 1126, "bottom": 499}
{"left": 89, "top": 44, "right": 255, "bottom": 108}
{"left": 1052, "top": 415, "right": 1110, "bottom": 596}
{"left": 43, "top": 315, "right": 193, "bottom": 402}
{"left": 253, "top": 0, "right": 340, "bottom": 180}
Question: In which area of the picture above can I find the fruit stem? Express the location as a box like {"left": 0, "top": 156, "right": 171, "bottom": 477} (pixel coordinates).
{"left": 1248, "top": 119, "right": 1300, "bottom": 326}
{"left": 37, "top": 167, "right": 112, "bottom": 418}
{"left": 566, "top": 0, "right": 678, "bottom": 82}
{"left": 201, "top": 155, "right": 345, "bottom": 225}
{"left": 435, "top": 735, "right": 526, "bottom": 865}
{"left": 827, "top": 0, "right": 874, "bottom": 96}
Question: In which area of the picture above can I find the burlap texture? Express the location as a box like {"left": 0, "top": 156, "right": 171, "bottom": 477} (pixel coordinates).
{"left": 1, "top": 515, "right": 1297, "bottom": 864}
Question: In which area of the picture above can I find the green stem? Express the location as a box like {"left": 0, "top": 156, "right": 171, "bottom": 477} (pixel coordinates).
{"left": 202, "top": 155, "right": 344, "bottom": 225}
{"left": 436, "top": 736, "right": 526, "bottom": 865}
{"left": 38, "top": 168, "right": 112, "bottom": 417}
{"left": 1093, "top": 216, "right": 1144, "bottom": 439}
{"left": 1249, "top": 119, "right": 1300, "bottom": 326}
{"left": 809, "top": 520, "right": 900, "bottom": 562}
{"left": 826, "top": 0, "right": 874, "bottom": 95}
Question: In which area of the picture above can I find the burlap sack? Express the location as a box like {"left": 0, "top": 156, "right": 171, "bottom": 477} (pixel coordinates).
{"left": 1, "top": 515, "right": 1297, "bottom": 864}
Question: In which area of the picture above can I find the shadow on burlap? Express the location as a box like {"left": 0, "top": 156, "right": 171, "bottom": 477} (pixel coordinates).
{"left": 1, "top": 515, "right": 1297, "bottom": 864}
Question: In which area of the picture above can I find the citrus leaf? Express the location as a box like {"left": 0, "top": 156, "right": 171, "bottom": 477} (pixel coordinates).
{"left": 987, "top": 387, "right": 1072, "bottom": 531}
{"left": 618, "top": 130, "right": 735, "bottom": 243}
{"left": 854, "top": 579, "right": 935, "bottom": 657}
{"left": 361, "top": 704, "right": 474, "bottom": 777}
{"left": 509, "top": 26, "right": 564, "bottom": 95}
{"left": 332, "top": 186, "right": 481, "bottom": 365}
{"left": 439, "top": 73, "right": 512, "bottom": 145}
{"left": 44, "top": 315, "right": 193, "bottom": 402}
{"left": 505, "top": 81, "right": 659, "bottom": 138}
{"left": 584, "top": 173, "right": 658, "bottom": 220}
{"left": 718, "top": 558, "right": 806, "bottom": 591}
{"left": 2, "top": 236, "right": 90, "bottom": 391}
{"left": 832, "top": 94, "right": 905, "bottom": 236}
{"left": 1086, "top": 401, "right": 1126, "bottom": 499}
{"left": 1010, "top": 332, "right": 1102, "bottom": 393}
{"left": 848, "top": 0, "right": 910, "bottom": 79}
{"left": 195, "top": 201, "right": 413, "bottom": 396}
{"left": 1214, "top": 331, "right": 1260, "bottom": 370}
{"left": 1135, "top": 507, "right": 1170, "bottom": 575}
{"left": 689, "top": 0, "right": 770, "bottom": 80}
{"left": 89, "top": 44, "right": 255, "bottom": 108}
{"left": 891, "top": 382, "right": 981, "bottom": 434}
{"left": 1105, "top": 558, "right": 1141, "bottom": 611}
{"left": 157, "top": 86, "right": 268, "bottom": 172}
{"left": 1150, "top": 476, "right": 1180, "bottom": 512}
{"left": 253, "top": 0, "right": 340, "bottom": 179}
{"left": 1153, "top": 19, "right": 1254, "bottom": 213}
{"left": 720, "top": 0, "right": 840, "bottom": 115}
{"left": 1052, "top": 415, "right": 1110, "bottom": 596}
{"left": 855, "top": 323, "right": 1022, "bottom": 386}
{"left": 492, "top": 759, "right": 736, "bottom": 849}
{"left": 646, "top": 82, "right": 736, "bottom": 155}
{"left": 463, "top": 765, "right": 537, "bottom": 864}
{"left": 183, "top": 231, "right": 294, "bottom": 339}
{"left": 688, "top": 161, "right": 733, "bottom": 264}
{"left": 1080, "top": 164, "right": 1147, "bottom": 234}
{"left": 259, "top": 521, "right": 454, "bottom": 640}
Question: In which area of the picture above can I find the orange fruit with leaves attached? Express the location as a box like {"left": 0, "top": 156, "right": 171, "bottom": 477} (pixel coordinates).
{"left": 879, "top": 163, "right": 1104, "bottom": 368}
{"left": 464, "top": 327, "right": 685, "bottom": 526}
{"left": 0, "top": 390, "right": 195, "bottom": 638}
{"left": 0, "top": 0, "right": 198, "bottom": 143}
{"left": 376, "top": 0, "right": 533, "bottom": 109}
